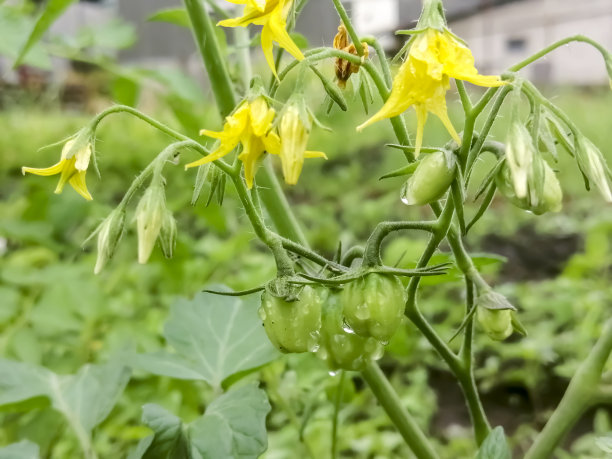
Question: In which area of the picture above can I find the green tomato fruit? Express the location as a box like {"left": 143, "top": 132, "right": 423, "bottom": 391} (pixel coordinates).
{"left": 341, "top": 273, "right": 406, "bottom": 342}
{"left": 476, "top": 307, "right": 513, "bottom": 341}
{"left": 259, "top": 285, "right": 323, "bottom": 353}
{"left": 401, "top": 151, "right": 457, "bottom": 206}
{"left": 317, "top": 292, "right": 384, "bottom": 371}
{"left": 496, "top": 161, "right": 562, "bottom": 215}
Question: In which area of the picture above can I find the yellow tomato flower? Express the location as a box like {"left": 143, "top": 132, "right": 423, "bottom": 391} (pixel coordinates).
{"left": 357, "top": 28, "right": 505, "bottom": 156}
{"left": 218, "top": 0, "right": 304, "bottom": 76}
{"left": 22, "top": 138, "right": 93, "bottom": 200}
{"left": 185, "top": 97, "right": 280, "bottom": 188}
{"left": 276, "top": 105, "right": 326, "bottom": 185}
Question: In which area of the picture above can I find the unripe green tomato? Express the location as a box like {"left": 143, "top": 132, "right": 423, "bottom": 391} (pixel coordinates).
{"left": 341, "top": 273, "right": 406, "bottom": 342}
{"left": 477, "top": 307, "right": 513, "bottom": 341}
{"left": 496, "top": 162, "right": 562, "bottom": 215}
{"left": 401, "top": 151, "right": 456, "bottom": 206}
{"left": 259, "top": 286, "right": 323, "bottom": 353}
{"left": 317, "top": 292, "right": 384, "bottom": 371}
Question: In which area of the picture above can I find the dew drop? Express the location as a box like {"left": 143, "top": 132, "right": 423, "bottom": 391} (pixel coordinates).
{"left": 342, "top": 319, "right": 356, "bottom": 334}
{"left": 328, "top": 370, "right": 338, "bottom": 377}
{"left": 257, "top": 307, "right": 267, "bottom": 321}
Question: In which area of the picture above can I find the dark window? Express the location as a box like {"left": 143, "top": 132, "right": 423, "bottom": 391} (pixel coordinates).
{"left": 507, "top": 38, "right": 526, "bottom": 52}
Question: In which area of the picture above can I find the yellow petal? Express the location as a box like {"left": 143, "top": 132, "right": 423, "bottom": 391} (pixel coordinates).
{"left": 238, "top": 134, "right": 266, "bottom": 188}
{"left": 266, "top": 5, "right": 304, "bottom": 61}
{"left": 260, "top": 22, "right": 277, "bottom": 77}
{"left": 304, "top": 151, "right": 327, "bottom": 159}
{"left": 262, "top": 131, "right": 281, "bottom": 155}
{"left": 68, "top": 170, "right": 93, "bottom": 200}
{"left": 357, "top": 60, "right": 417, "bottom": 131}
{"left": 22, "top": 160, "right": 65, "bottom": 177}
{"left": 414, "top": 104, "right": 428, "bottom": 158}
{"left": 250, "top": 97, "right": 275, "bottom": 137}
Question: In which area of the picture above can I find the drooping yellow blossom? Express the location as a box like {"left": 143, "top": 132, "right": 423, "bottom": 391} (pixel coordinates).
{"left": 22, "top": 138, "right": 93, "bottom": 200}
{"left": 185, "top": 97, "right": 280, "bottom": 188}
{"left": 357, "top": 28, "right": 505, "bottom": 156}
{"left": 219, "top": 0, "right": 304, "bottom": 76}
{"left": 277, "top": 105, "right": 327, "bottom": 184}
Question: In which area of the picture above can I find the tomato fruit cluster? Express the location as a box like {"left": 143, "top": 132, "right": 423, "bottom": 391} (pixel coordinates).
{"left": 259, "top": 273, "right": 407, "bottom": 370}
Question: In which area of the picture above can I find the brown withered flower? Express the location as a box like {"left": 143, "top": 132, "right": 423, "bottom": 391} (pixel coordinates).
{"left": 333, "top": 24, "right": 369, "bottom": 89}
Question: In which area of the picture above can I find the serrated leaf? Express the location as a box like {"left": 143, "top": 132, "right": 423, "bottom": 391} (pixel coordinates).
{"left": 0, "top": 360, "right": 130, "bottom": 438}
{"left": 147, "top": 8, "right": 190, "bottom": 28}
{"left": 14, "top": 0, "right": 77, "bottom": 67}
{"left": 476, "top": 426, "right": 511, "bottom": 459}
{"left": 126, "top": 290, "right": 279, "bottom": 389}
{"left": 0, "top": 440, "right": 40, "bottom": 459}
{"left": 189, "top": 384, "right": 270, "bottom": 459}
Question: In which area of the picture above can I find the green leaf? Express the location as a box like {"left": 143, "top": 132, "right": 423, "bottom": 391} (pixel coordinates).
{"left": 147, "top": 8, "right": 190, "bottom": 28}
{"left": 0, "top": 360, "right": 130, "bottom": 437}
{"left": 126, "top": 290, "right": 279, "bottom": 389}
{"left": 0, "top": 6, "right": 51, "bottom": 69}
{"left": 289, "top": 32, "right": 308, "bottom": 49}
{"left": 476, "top": 426, "right": 511, "bottom": 459}
{"left": 130, "top": 404, "right": 192, "bottom": 459}
{"left": 14, "top": 0, "right": 78, "bottom": 67}
{"left": 189, "top": 384, "right": 270, "bottom": 459}
{"left": 130, "top": 385, "right": 270, "bottom": 459}
{"left": 0, "top": 440, "right": 40, "bottom": 459}
{"left": 112, "top": 75, "right": 141, "bottom": 107}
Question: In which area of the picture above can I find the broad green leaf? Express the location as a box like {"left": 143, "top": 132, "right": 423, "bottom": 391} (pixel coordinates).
{"left": 189, "top": 384, "right": 270, "bottom": 459}
{"left": 0, "top": 360, "right": 130, "bottom": 437}
{"left": 147, "top": 8, "right": 190, "bottom": 28}
{"left": 476, "top": 426, "right": 511, "bottom": 459}
{"left": 130, "top": 385, "right": 270, "bottom": 459}
{"left": 112, "top": 75, "right": 141, "bottom": 107}
{"left": 127, "top": 291, "right": 279, "bottom": 389}
{"left": 289, "top": 32, "right": 308, "bottom": 49}
{"left": 0, "top": 440, "right": 40, "bottom": 459}
{"left": 0, "top": 5, "right": 51, "bottom": 69}
{"left": 131, "top": 404, "right": 192, "bottom": 459}
{"left": 14, "top": 0, "right": 78, "bottom": 67}
{"left": 123, "top": 352, "right": 205, "bottom": 381}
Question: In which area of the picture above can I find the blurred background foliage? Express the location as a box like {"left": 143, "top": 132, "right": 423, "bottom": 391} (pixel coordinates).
{"left": 1, "top": 0, "right": 612, "bottom": 457}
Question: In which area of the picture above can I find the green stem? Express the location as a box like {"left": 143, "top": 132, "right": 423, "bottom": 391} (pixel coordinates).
{"left": 361, "top": 363, "right": 439, "bottom": 459}
{"left": 361, "top": 36, "right": 392, "bottom": 87}
{"left": 525, "top": 319, "right": 612, "bottom": 459}
{"left": 331, "top": 0, "right": 364, "bottom": 56}
{"left": 331, "top": 371, "right": 346, "bottom": 459}
{"left": 257, "top": 160, "right": 309, "bottom": 247}
{"left": 509, "top": 35, "right": 609, "bottom": 73}
{"left": 184, "top": 0, "right": 236, "bottom": 117}
{"left": 466, "top": 86, "right": 512, "bottom": 173}
{"left": 363, "top": 221, "right": 436, "bottom": 267}
{"left": 455, "top": 80, "right": 473, "bottom": 114}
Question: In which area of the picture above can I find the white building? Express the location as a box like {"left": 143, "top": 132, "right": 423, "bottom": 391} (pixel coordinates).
{"left": 448, "top": 0, "right": 612, "bottom": 85}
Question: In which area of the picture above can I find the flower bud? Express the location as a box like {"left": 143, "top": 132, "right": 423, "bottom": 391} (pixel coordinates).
{"left": 576, "top": 136, "right": 612, "bottom": 202}
{"left": 159, "top": 210, "right": 177, "bottom": 259}
{"left": 136, "top": 181, "right": 167, "bottom": 264}
{"left": 277, "top": 98, "right": 327, "bottom": 185}
{"left": 496, "top": 158, "right": 562, "bottom": 215}
{"left": 505, "top": 122, "right": 536, "bottom": 199}
{"left": 93, "top": 207, "right": 126, "bottom": 274}
{"left": 400, "top": 150, "right": 456, "bottom": 205}
{"left": 475, "top": 290, "right": 516, "bottom": 341}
